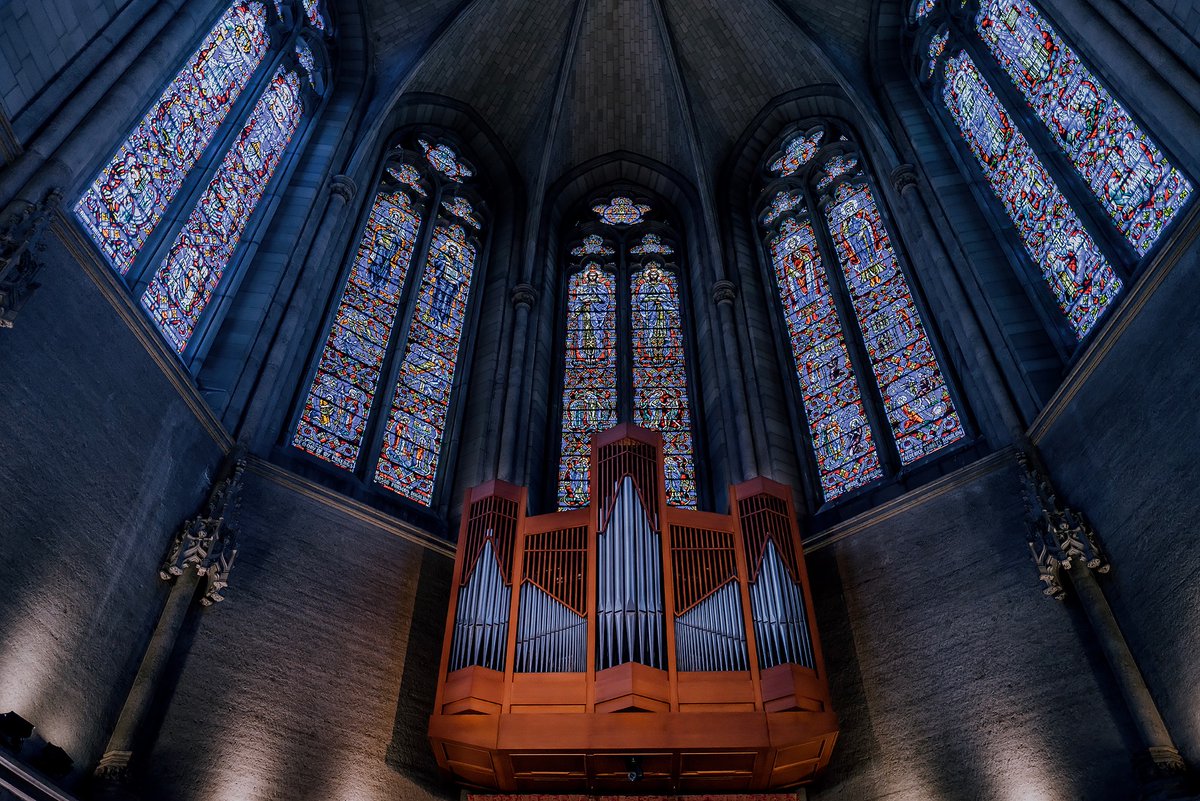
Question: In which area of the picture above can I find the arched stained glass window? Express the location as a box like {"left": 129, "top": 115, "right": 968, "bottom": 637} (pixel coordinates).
{"left": 291, "top": 138, "right": 487, "bottom": 510}
{"left": 557, "top": 194, "right": 700, "bottom": 510}
{"left": 559, "top": 261, "right": 618, "bottom": 508}
{"left": 974, "top": 0, "right": 1192, "bottom": 255}
{"left": 303, "top": 0, "right": 326, "bottom": 31}
{"left": 631, "top": 262, "right": 697, "bottom": 508}
{"left": 758, "top": 124, "right": 965, "bottom": 503}
{"left": 376, "top": 224, "right": 477, "bottom": 503}
{"left": 941, "top": 50, "right": 1122, "bottom": 338}
{"left": 293, "top": 188, "right": 424, "bottom": 467}
{"left": 74, "top": 1, "right": 270, "bottom": 274}
{"left": 142, "top": 66, "right": 305, "bottom": 353}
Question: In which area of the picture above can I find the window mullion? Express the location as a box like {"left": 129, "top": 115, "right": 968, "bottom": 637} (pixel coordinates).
{"left": 617, "top": 246, "right": 634, "bottom": 426}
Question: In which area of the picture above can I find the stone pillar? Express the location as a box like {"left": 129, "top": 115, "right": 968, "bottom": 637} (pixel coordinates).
{"left": 1019, "top": 451, "right": 1192, "bottom": 796}
{"left": 712, "top": 279, "right": 756, "bottom": 482}
{"left": 498, "top": 283, "right": 536, "bottom": 483}
{"left": 240, "top": 174, "right": 357, "bottom": 452}
{"left": 0, "top": 0, "right": 208, "bottom": 216}
{"left": 889, "top": 165, "right": 1024, "bottom": 442}
{"left": 92, "top": 449, "right": 245, "bottom": 797}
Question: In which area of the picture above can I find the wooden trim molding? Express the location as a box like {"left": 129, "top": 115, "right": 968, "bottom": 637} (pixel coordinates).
{"left": 804, "top": 447, "right": 1016, "bottom": 553}
{"left": 248, "top": 456, "right": 457, "bottom": 557}
{"left": 52, "top": 215, "right": 234, "bottom": 451}
{"left": 1028, "top": 206, "right": 1200, "bottom": 443}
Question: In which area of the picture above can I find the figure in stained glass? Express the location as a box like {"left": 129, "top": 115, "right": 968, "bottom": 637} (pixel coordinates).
{"left": 975, "top": 0, "right": 1191, "bottom": 254}
{"left": 75, "top": 2, "right": 270, "bottom": 274}
{"left": 942, "top": 50, "right": 1122, "bottom": 337}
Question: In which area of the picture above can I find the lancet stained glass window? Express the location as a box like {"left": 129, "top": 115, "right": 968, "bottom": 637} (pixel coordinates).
{"left": 632, "top": 264, "right": 697, "bottom": 508}
{"left": 942, "top": 50, "right": 1122, "bottom": 338}
{"left": 558, "top": 263, "right": 619, "bottom": 508}
{"left": 823, "top": 181, "right": 964, "bottom": 462}
{"left": 769, "top": 216, "right": 881, "bottom": 499}
{"left": 142, "top": 67, "right": 304, "bottom": 353}
{"left": 293, "top": 190, "right": 423, "bottom": 468}
{"left": 376, "top": 225, "right": 477, "bottom": 504}
{"left": 75, "top": 2, "right": 270, "bottom": 274}
{"left": 976, "top": 0, "right": 1192, "bottom": 254}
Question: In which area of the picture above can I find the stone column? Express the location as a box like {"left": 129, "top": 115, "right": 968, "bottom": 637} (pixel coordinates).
{"left": 498, "top": 283, "right": 536, "bottom": 483}
{"left": 1020, "top": 451, "right": 1192, "bottom": 796}
{"left": 0, "top": 0, "right": 211, "bottom": 216}
{"left": 240, "top": 174, "right": 357, "bottom": 452}
{"left": 890, "top": 165, "right": 1024, "bottom": 442}
{"left": 712, "top": 280, "right": 756, "bottom": 482}
{"left": 92, "top": 449, "right": 245, "bottom": 797}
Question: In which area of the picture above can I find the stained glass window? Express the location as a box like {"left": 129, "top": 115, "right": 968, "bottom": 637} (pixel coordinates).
{"left": 762, "top": 191, "right": 804, "bottom": 226}
{"left": 142, "top": 67, "right": 304, "bottom": 353}
{"left": 75, "top": 2, "right": 270, "bottom": 275}
{"left": 913, "top": 0, "right": 938, "bottom": 22}
{"left": 942, "top": 50, "right": 1122, "bottom": 338}
{"left": 388, "top": 164, "right": 427, "bottom": 196}
{"left": 303, "top": 0, "right": 326, "bottom": 30}
{"left": 293, "top": 190, "right": 422, "bottom": 467}
{"left": 570, "top": 234, "right": 615, "bottom": 257}
{"left": 927, "top": 29, "right": 948, "bottom": 78}
{"left": 976, "top": 0, "right": 1192, "bottom": 255}
{"left": 824, "top": 181, "right": 964, "bottom": 463}
{"left": 631, "top": 263, "right": 697, "bottom": 508}
{"left": 593, "top": 196, "right": 651, "bottom": 226}
{"left": 441, "top": 197, "right": 481, "bottom": 228}
{"left": 630, "top": 233, "right": 674, "bottom": 255}
{"left": 769, "top": 216, "right": 882, "bottom": 499}
{"left": 376, "top": 225, "right": 477, "bottom": 504}
{"left": 817, "top": 155, "right": 860, "bottom": 189}
{"left": 296, "top": 40, "right": 316, "bottom": 88}
{"left": 558, "top": 263, "right": 619, "bottom": 508}
{"left": 771, "top": 130, "right": 824, "bottom": 176}
{"left": 419, "top": 139, "right": 473, "bottom": 182}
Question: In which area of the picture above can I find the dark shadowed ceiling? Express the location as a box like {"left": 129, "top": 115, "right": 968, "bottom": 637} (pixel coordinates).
{"left": 358, "top": 0, "right": 883, "bottom": 189}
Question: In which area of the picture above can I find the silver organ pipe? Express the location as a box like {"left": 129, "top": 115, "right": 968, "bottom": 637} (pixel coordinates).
{"left": 450, "top": 536, "right": 510, "bottom": 672}
{"left": 674, "top": 580, "right": 748, "bottom": 672}
{"left": 596, "top": 475, "right": 665, "bottom": 670}
{"left": 750, "top": 540, "right": 816, "bottom": 670}
{"left": 516, "top": 584, "right": 586, "bottom": 672}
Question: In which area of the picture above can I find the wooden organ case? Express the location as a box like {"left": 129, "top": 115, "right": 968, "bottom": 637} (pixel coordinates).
{"left": 428, "top": 425, "right": 839, "bottom": 793}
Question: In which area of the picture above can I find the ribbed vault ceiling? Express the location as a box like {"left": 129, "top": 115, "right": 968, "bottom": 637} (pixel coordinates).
{"left": 362, "top": 0, "right": 879, "bottom": 187}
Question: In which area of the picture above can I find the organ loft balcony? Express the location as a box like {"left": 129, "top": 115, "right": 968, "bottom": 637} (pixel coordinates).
{"left": 428, "top": 424, "right": 840, "bottom": 793}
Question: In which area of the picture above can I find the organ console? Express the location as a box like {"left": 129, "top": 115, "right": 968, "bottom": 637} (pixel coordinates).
{"left": 428, "top": 424, "right": 839, "bottom": 793}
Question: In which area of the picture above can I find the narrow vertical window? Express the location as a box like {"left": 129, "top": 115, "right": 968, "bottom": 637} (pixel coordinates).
{"left": 75, "top": 2, "right": 270, "bottom": 274}
{"left": 942, "top": 51, "right": 1122, "bottom": 338}
{"left": 141, "top": 66, "right": 305, "bottom": 353}
{"left": 375, "top": 224, "right": 478, "bottom": 504}
{"left": 768, "top": 216, "right": 881, "bottom": 498}
{"left": 823, "top": 181, "right": 963, "bottom": 463}
{"left": 293, "top": 189, "right": 424, "bottom": 467}
{"left": 558, "top": 260, "right": 619, "bottom": 508}
{"left": 631, "top": 262, "right": 697, "bottom": 509}
{"left": 975, "top": 0, "right": 1192, "bottom": 254}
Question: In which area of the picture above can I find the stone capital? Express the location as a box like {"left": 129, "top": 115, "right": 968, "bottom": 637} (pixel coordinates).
{"left": 711, "top": 279, "right": 737, "bottom": 305}
{"left": 329, "top": 174, "right": 357, "bottom": 202}
{"left": 889, "top": 164, "right": 921, "bottom": 195}
{"left": 510, "top": 283, "right": 536, "bottom": 309}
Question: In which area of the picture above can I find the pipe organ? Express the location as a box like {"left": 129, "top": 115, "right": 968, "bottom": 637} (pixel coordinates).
{"left": 429, "top": 425, "right": 839, "bottom": 793}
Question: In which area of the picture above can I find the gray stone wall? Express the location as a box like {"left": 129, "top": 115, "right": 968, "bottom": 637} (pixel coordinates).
{"left": 0, "top": 233, "right": 223, "bottom": 788}
{"left": 140, "top": 471, "right": 457, "bottom": 801}
{"left": 1037, "top": 241, "right": 1200, "bottom": 767}
{"left": 808, "top": 460, "right": 1139, "bottom": 800}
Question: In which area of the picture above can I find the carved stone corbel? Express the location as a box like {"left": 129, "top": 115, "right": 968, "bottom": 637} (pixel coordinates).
{"left": 0, "top": 187, "right": 61, "bottom": 328}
